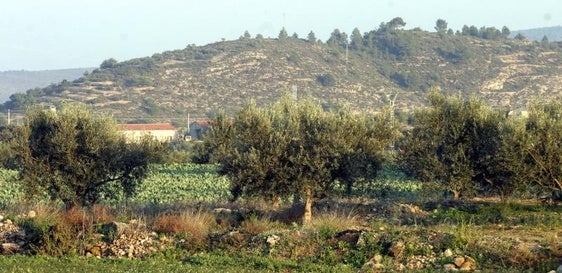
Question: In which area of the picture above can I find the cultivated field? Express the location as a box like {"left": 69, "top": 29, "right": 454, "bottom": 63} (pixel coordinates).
{"left": 0, "top": 164, "right": 560, "bottom": 272}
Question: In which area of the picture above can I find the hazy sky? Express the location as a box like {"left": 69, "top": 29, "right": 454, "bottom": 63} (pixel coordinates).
{"left": 1, "top": 0, "right": 560, "bottom": 71}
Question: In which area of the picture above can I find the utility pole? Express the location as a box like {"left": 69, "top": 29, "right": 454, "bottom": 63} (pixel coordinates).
{"left": 7, "top": 109, "right": 10, "bottom": 125}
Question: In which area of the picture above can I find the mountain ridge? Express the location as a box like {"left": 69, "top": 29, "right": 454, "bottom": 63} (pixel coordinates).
{"left": 3, "top": 24, "right": 562, "bottom": 126}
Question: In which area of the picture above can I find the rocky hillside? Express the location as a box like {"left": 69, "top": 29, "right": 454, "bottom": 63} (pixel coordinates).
{"left": 3, "top": 25, "right": 562, "bottom": 125}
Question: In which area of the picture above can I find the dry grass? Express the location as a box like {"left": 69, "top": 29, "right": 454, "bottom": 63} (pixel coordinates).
{"left": 90, "top": 204, "right": 116, "bottom": 224}
{"left": 239, "top": 215, "right": 281, "bottom": 235}
{"left": 153, "top": 209, "right": 216, "bottom": 244}
{"left": 307, "top": 208, "right": 362, "bottom": 231}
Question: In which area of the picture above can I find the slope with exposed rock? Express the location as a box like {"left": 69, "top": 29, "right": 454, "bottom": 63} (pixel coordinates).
{"left": 2, "top": 28, "right": 562, "bottom": 125}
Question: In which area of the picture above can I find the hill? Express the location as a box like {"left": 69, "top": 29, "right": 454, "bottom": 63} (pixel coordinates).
{"left": 511, "top": 26, "right": 562, "bottom": 41}
{"left": 0, "top": 68, "right": 91, "bottom": 103}
{"left": 3, "top": 22, "right": 562, "bottom": 125}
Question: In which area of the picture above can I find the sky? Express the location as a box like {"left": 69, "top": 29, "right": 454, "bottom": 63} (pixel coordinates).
{"left": 0, "top": 0, "right": 561, "bottom": 71}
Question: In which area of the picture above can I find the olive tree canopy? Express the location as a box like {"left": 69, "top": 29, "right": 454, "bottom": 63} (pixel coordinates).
{"left": 13, "top": 104, "right": 164, "bottom": 208}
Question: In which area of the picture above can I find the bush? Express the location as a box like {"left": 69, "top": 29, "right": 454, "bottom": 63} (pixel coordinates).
{"left": 19, "top": 206, "right": 83, "bottom": 256}
{"left": 12, "top": 104, "right": 165, "bottom": 208}
{"left": 316, "top": 74, "right": 335, "bottom": 87}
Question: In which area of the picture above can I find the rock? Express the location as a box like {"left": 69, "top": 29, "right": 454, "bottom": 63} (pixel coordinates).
{"left": 557, "top": 264, "right": 562, "bottom": 273}
{"left": 90, "top": 246, "right": 102, "bottom": 256}
{"left": 394, "top": 263, "right": 406, "bottom": 271}
{"left": 0, "top": 214, "right": 4, "bottom": 221}
{"left": 27, "top": 210, "right": 36, "bottom": 218}
{"left": 127, "top": 245, "right": 134, "bottom": 258}
{"left": 453, "top": 256, "right": 466, "bottom": 267}
{"left": 459, "top": 256, "right": 476, "bottom": 271}
{"left": 1, "top": 243, "right": 20, "bottom": 254}
{"left": 389, "top": 241, "right": 405, "bottom": 258}
{"left": 443, "top": 248, "right": 454, "bottom": 257}
{"left": 266, "top": 234, "right": 280, "bottom": 247}
{"left": 443, "top": 263, "right": 458, "bottom": 271}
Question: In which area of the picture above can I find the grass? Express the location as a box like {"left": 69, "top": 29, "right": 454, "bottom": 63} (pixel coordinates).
{"left": 0, "top": 253, "right": 355, "bottom": 273}
{"left": 1, "top": 199, "right": 560, "bottom": 272}
{"left": 1, "top": 164, "right": 562, "bottom": 272}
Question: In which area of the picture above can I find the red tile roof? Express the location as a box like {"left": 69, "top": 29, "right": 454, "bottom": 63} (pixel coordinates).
{"left": 191, "top": 120, "right": 211, "bottom": 127}
{"left": 117, "top": 123, "right": 177, "bottom": 131}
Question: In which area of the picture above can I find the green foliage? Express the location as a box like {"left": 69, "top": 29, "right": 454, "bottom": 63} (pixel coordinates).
{"left": 18, "top": 211, "right": 79, "bottom": 256}
{"left": 435, "top": 19, "right": 448, "bottom": 34}
{"left": 0, "top": 124, "right": 17, "bottom": 169}
{"left": 316, "top": 74, "right": 336, "bottom": 87}
{"left": 436, "top": 44, "right": 472, "bottom": 64}
{"left": 0, "top": 168, "right": 21, "bottom": 207}
{"left": 210, "top": 96, "right": 397, "bottom": 219}
{"left": 350, "top": 28, "right": 363, "bottom": 50}
{"left": 12, "top": 104, "right": 165, "bottom": 208}
{"left": 278, "top": 27, "right": 288, "bottom": 40}
{"left": 518, "top": 99, "right": 562, "bottom": 195}
{"left": 124, "top": 164, "right": 230, "bottom": 204}
{"left": 327, "top": 29, "right": 348, "bottom": 49}
{"left": 124, "top": 76, "right": 153, "bottom": 87}
{"left": 100, "top": 58, "right": 118, "bottom": 69}
{"left": 397, "top": 89, "right": 515, "bottom": 200}
{"left": 141, "top": 98, "right": 163, "bottom": 115}
{"left": 307, "top": 31, "right": 317, "bottom": 43}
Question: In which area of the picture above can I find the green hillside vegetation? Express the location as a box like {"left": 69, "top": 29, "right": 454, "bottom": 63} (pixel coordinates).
{"left": 2, "top": 18, "right": 562, "bottom": 126}
{"left": 0, "top": 68, "right": 91, "bottom": 103}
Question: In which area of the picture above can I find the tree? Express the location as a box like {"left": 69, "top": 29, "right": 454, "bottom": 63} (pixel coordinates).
{"left": 514, "top": 33, "right": 526, "bottom": 40}
{"left": 518, "top": 100, "right": 562, "bottom": 196}
{"left": 350, "top": 27, "right": 363, "bottom": 50}
{"left": 211, "top": 96, "right": 396, "bottom": 222}
{"left": 6, "top": 93, "right": 36, "bottom": 110}
{"left": 501, "top": 26, "right": 511, "bottom": 37}
{"left": 278, "top": 27, "right": 288, "bottom": 40}
{"left": 469, "top": 25, "right": 479, "bottom": 37}
{"left": 241, "top": 30, "right": 251, "bottom": 40}
{"left": 12, "top": 104, "right": 164, "bottom": 208}
{"left": 435, "top": 19, "right": 448, "bottom": 34}
{"left": 541, "top": 35, "right": 550, "bottom": 48}
{"left": 397, "top": 90, "right": 514, "bottom": 200}
{"left": 387, "top": 17, "right": 406, "bottom": 30}
{"left": 326, "top": 29, "right": 348, "bottom": 49}
{"left": 461, "top": 25, "right": 470, "bottom": 36}
{"left": 0, "top": 124, "right": 18, "bottom": 169}
{"left": 307, "top": 31, "right": 317, "bottom": 43}
{"left": 100, "top": 58, "right": 118, "bottom": 69}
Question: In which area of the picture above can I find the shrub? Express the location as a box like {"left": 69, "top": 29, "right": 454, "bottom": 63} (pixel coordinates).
{"left": 316, "top": 74, "right": 335, "bottom": 87}
{"left": 19, "top": 206, "right": 82, "bottom": 256}
{"left": 153, "top": 209, "right": 216, "bottom": 250}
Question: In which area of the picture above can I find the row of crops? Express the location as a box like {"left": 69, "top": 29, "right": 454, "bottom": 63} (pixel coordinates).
{"left": 0, "top": 164, "right": 421, "bottom": 208}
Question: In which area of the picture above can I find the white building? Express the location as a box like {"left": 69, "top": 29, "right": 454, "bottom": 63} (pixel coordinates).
{"left": 117, "top": 123, "right": 178, "bottom": 142}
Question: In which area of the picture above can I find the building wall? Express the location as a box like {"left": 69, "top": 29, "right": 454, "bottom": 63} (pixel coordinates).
{"left": 122, "top": 129, "right": 177, "bottom": 142}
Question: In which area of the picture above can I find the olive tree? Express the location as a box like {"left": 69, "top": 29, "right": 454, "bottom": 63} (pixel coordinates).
{"left": 212, "top": 96, "right": 396, "bottom": 222}
{"left": 518, "top": 100, "right": 562, "bottom": 197}
{"left": 13, "top": 104, "right": 164, "bottom": 208}
{"left": 397, "top": 90, "right": 517, "bottom": 200}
